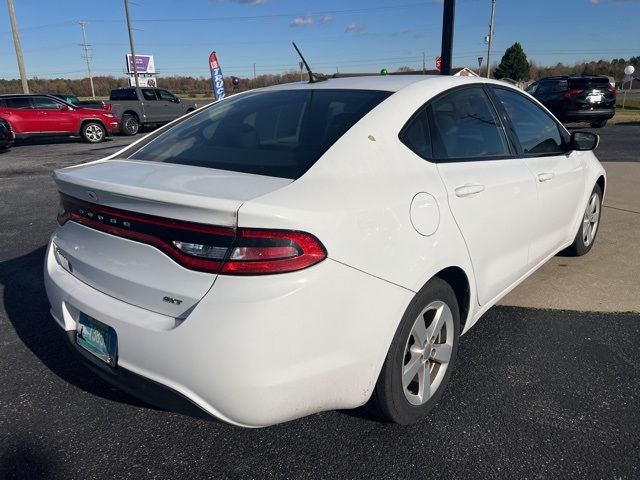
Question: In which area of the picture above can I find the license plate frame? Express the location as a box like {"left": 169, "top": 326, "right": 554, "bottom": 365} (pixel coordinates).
{"left": 76, "top": 313, "right": 117, "bottom": 367}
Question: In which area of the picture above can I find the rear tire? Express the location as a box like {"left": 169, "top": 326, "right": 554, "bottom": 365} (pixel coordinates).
{"left": 368, "top": 277, "right": 460, "bottom": 424}
{"left": 566, "top": 184, "right": 602, "bottom": 256}
{"left": 121, "top": 114, "right": 139, "bottom": 136}
{"left": 590, "top": 119, "right": 607, "bottom": 128}
{"left": 80, "top": 122, "right": 106, "bottom": 143}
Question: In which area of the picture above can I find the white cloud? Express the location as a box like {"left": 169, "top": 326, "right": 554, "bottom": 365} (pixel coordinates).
{"left": 345, "top": 23, "right": 366, "bottom": 33}
{"left": 319, "top": 15, "right": 333, "bottom": 24}
{"left": 230, "top": 0, "right": 267, "bottom": 4}
{"left": 290, "top": 13, "right": 314, "bottom": 27}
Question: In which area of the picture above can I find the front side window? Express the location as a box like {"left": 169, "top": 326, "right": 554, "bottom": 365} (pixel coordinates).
{"left": 493, "top": 88, "right": 564, "bottom": 155}
{"left": 157, "top": 90, "right": 176, "bottom": 102}
{"left": 125, "top": 89, "right": 391, "bottom": 179}
{"left": 428, "top": 87, "right": 510, "bottom": 160}
{"left": 33, "top": 97, "right": 61, "bottom": 110}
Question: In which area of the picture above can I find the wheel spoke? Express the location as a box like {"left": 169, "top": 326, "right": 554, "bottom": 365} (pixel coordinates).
{"left": 402, "top": 355, "right": 422, "bottom": 388}
{"left": 430, "top": 343, "right": 452, "bottom": 364}
{"left": 411, "top": 317, "right": 428, "bottom": 345}
{"left": 416, "top": 363, "right": 430, "bottom": 403}
{"left": 426, "top": 304, "right": 447, "bottom": 341}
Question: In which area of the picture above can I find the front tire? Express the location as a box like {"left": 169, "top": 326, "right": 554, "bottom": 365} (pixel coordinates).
{"left": 566, "top": 184, "right": 602, "bottom": 256}
{"left": 81, "top": 122, "right": 106, "bottom": 143}
{"left": 120, "top": 114, "right": 139, "bottom": 136}
{"left": 368, "top": 277, "right": 460, "bottom": 424}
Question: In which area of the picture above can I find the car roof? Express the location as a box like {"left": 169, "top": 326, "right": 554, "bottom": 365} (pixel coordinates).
{"left": 260, "top": 74, "right": 496, "bottom": 93}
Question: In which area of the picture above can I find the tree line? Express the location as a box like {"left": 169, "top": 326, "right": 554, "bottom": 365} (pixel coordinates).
{"left": 0, "top": 47, "right": 638, "bottom": 97}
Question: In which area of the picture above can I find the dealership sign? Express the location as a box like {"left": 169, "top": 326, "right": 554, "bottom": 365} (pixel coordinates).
{"left": 128, "top": 77, "right": 157, "bottom": 88}
{"left": 209, "top": 51, "right": 226, "bottom": 101}
{"left": 126, "top": 54, "right": 156, "bottom": 74}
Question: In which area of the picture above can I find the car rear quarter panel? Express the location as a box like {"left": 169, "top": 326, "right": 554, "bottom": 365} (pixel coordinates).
{"left": 238, "top": 79, "right": 478, "bottom": 324}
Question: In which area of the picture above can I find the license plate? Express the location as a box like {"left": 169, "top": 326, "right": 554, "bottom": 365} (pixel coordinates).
{"left": 589, "top": 94, "right": 603, "bottom": 103}
{"left": 76, "top": 313, "right": 117, "bottom": 366}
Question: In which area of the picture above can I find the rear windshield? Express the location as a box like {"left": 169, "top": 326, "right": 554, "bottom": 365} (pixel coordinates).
{"left": 125, "top": 89, "right": 391, "bottom": 179}
{"left": 569, "top": 78, "right": 610, "bottom": 89}
{"left": 110, "top": 89, "right": 139, "bottom": 101}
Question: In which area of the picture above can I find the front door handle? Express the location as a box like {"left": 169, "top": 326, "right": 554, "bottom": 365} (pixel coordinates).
{"left": 537, "top": 172, "right": 555, "bottom": 182}
{"left": 455, "top": 184, "right": 485, "bottom": 197}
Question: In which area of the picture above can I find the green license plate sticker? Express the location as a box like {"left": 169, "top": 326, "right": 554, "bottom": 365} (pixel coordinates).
{"left": 76, "top": 313, "right": 117, "bottom": 366}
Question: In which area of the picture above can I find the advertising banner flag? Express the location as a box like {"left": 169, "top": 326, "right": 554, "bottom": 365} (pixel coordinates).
{"left": 209, "top": 51, "right": 226, "bottom": 101}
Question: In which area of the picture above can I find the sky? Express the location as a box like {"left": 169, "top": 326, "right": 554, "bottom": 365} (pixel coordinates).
{"left": 0, "top": 0, "right": 638, "bottom": 81}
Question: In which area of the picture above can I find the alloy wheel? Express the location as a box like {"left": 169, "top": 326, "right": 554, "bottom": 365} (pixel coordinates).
{"left": 582, "top": 192, "right": 600, "bottom": 247}
{"left": 402, "top": 300, "right": 454, "bottom": 406}
{"left": 84, "top": 124, "right": 104, "bottom": 142}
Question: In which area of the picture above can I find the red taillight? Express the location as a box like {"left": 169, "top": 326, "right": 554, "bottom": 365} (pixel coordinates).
{"left": 57, "top": 194, "right": 326, "bottom": 275}
{"left": 102, "top": 103, "right": 112, "bottom": 112}
{"left": 564, "top": 89, "right": 584, "bottom": 99}
{"left": 608, "top": 87, "right": 617, "bottom": 97}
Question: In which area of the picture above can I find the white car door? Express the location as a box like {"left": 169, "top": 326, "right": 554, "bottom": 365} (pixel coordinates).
{"left": 491, "top": 87, "right": 586, "bottom": 265}
{"left": 430, "top": 86, "right": 538, "bottom": 306}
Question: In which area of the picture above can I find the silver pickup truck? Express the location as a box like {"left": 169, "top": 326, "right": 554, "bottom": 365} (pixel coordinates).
{"left": 109, "top": 87, "right": 198, "bottom": 135}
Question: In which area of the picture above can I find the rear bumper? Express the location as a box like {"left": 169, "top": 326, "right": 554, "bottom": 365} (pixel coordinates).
{"left": 44, "top": 240, "right": 413, "bottom": 427}
{"left": 561, "top": 109, "right": 615, "bottom": 122}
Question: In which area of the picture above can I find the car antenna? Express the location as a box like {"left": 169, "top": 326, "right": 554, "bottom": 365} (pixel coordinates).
{"left": 292, "top": 42, "right": 327, "bottom": 83}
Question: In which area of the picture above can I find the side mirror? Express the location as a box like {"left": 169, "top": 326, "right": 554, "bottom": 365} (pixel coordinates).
{"left": 174, "top": 98, "right": 181, "bottom": 103}
{"left": 570, "top": 131, "right": 599, "bottom": 151}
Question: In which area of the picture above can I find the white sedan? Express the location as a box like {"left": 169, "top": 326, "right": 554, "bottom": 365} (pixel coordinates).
{"left": 45, "top": 75, "right": 605, "bottom": 427}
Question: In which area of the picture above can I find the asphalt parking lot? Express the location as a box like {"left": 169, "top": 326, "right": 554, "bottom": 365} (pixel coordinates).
{"left": 1, "top": 126, "right": 639, "bottom": 479}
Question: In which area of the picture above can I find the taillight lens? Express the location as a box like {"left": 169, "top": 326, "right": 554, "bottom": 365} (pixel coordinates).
{"left": 608, "top": 87, "right": 617, "bottom": 97}
{"left": 564, "top": 89, "right": 584, "bottom": 99}
{"left": 103, "top": 103, "right": 112, "bottom": 112}
{"left": 57, "top": 194, "right": 326, "bottom": 275}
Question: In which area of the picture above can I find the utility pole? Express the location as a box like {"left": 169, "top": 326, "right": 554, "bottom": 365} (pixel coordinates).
{"left": 253, "top": 63, "right": 256, "bottom": 80}
{"left": 422, "top": 52, "right": 426, "bottom": 73}
{"left": 124, "top": 0, "right": 139, "bottom": 87}
{"left": 6, "top": 0, "right": 29, "bottom": 93}
{"left": 440, "top": 0, "right": 455, "bottom": 76}
{"left": 79, "top": 21, "right": 96, "bottom": 99}
{"left": 486, "top": 0, "right": 496, "bottom": 78}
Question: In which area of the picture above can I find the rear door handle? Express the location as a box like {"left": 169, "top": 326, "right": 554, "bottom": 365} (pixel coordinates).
{"left": 537, "top": 172, "right": 555, "bottom": 182}
{"left": 455, "top": 184, "right": 485, "bottom": 197}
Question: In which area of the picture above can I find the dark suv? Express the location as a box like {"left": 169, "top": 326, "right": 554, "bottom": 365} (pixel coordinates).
{"left": 526, "top": 76, "right": 616, "bottom": 127}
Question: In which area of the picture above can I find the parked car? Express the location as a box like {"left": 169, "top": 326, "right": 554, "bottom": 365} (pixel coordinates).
{"left": 49, "top": 94, "right": 111, "bottom": 111}
{"left": 525, "top": 75, "right": 616, "bottom": 127}
{"left": 45, "top": 76, "right": 605, "bottom": 427}
{"left": 0, "top": 94, "right": 119, "bottom": 143}
{"left": 108, "top": 87, "right": 198, "bottom": 135}
{"left": 0, "top": 118, "right": 15, "bottom": 151}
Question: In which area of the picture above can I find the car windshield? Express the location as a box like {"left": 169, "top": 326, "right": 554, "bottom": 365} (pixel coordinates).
{"left": 124, "top": 89, "right": 391, "bottom": 179}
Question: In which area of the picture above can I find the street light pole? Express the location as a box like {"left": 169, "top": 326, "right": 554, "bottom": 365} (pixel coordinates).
{"left": 440, "top": 0, "right": 456, "bottom": 76}
{"left": 124, "top": 0, "right": 139, "bottom": 87}
{"left": 486, "top": 0, "right": 496, "bottom": 78}
{"left": 6, "top": 0, "right": 29, "bottom": 93}
{"left": 79, "top": 21, "right": 96, "bottom": 99}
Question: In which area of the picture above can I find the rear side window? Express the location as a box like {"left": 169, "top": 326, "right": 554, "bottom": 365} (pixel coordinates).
{"left": 493, "top": 88, "right": 564, "bottom": 155}
{"left": 400, "top": 110, "right": 431, "bottom": 158}
{"left": 125, "top": 89, "right": 391, "bottom": 179}
{"left": 110, "top": 89, "right": 139, "bottom": 101}
{"left": 428, "top": 87, "right": 509, "bottom": 160}
{"left": 141, "top": 89, "right": 157, "bottom": 101}
{"left": 2, "top": 97, "right": 32, "bottom": 109}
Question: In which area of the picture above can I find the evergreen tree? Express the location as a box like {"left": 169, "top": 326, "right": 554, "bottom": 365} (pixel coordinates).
{"left": 494, "top": 42, "right": 531, "bottom": 81}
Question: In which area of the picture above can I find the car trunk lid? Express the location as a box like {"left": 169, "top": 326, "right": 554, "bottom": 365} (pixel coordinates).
{"left": 52, "top": 159, "right": 292, "bottom": 318}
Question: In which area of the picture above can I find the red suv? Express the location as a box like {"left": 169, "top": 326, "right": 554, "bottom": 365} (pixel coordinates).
{"left": 0, "top": 94, "right": 119, "bottom": 143}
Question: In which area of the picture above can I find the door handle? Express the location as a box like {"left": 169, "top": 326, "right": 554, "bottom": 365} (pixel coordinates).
{"left": 454, "top": 184, "right": 485, "bottom": 197}
{"left": 537, "top": 172, "right": 555, "bottom": 182}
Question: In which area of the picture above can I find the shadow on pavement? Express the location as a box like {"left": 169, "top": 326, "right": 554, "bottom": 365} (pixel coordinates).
{"left": 0, "top": 246, "right": 148, "bottom": 409}
{"left": 0, "top": 436, "right": 62, "bottom": 480}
